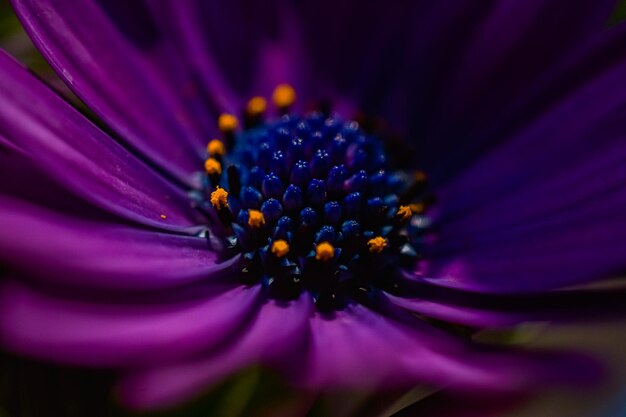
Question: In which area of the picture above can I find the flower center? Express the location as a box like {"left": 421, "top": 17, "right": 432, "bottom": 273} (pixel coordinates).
{"left": 200, "top": 85, "right": 429, "bottom": 311}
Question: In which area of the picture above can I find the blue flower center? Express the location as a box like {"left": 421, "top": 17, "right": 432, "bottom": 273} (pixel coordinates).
{"left": 201, "top": 86, "right": 429, "bottom": 311}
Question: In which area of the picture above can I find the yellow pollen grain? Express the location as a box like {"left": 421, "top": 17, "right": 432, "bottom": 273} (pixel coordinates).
{"left": 413, "top": 170, "right": 427, "bottom": 182}
{"left": 315, "top": 241, "right": 335, "bottom": 261}
{"left": 271, "top": 240, "right": 290, "bottom": 258}
{"left": 210, "top": 187, "right": 229, "bottom": 209}
{"left": 248, "top": 210, "right": 265, "bottom": 228}
{"left": 204, "top": 158, "right": 222, "bottom": 175}
{"left": 396, "top": 205, "right": 412, "bottom": 221}
{"left": 160, "top": 214, "right": 167, "bottom": 219}
{"left": 272, "top": 83, "right": 296, "bottom": 108}
{"left": 218, "top": 113, "right": 238, "bottom": 132}
{"left": 410, "top": 202, "right": 425, "bottom": 214}
{"left": 246, "top": 96, "right": 267, "bottom": 115}
{"left": 207, "top": 139, "right": 225, "bottom": 156}
{"left": 367, "top": 236, "right": 387, "bottom": 254}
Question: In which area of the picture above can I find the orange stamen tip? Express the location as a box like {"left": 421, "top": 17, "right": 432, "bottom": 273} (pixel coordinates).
{"left": 367, "top": 236, "right": 387, "bottom": 254}
{"left": 396, "top": 205, "right": 413, "bottom": 221}
{"left": 315, "top": 242, "right": 335, "bottom": 261}
{"left": 207, "top": 139, "right": 225, "bottom": 156}
{"left": 410, "top": 203, "right": 425, "bottom": 214}
{"left": 272, "top": 83, "right": 296, "bottom": 108}
{"left": 413, "top": 170, "right": 427, "bottom": 182}
{"left": 246, "top": 96, "right": 267, "bottom": 115}
{"left": 204, "top": 158, "right": 222, "bottom": 175}
{"left": 210, "top": 187, "right": 229, "bottom": 209}
{"left": 218, "top": 113, "right": 238, "bottom": 132}
{"left": 248, "top": 210, "right": 265, "bottom": 228}
{"left": 271, "top": 240, "right": 290, "bottom": 257}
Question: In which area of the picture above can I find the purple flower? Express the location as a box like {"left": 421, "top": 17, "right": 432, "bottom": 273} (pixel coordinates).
{"left": 0, "top": 0, "right": 623, "bottom": 411}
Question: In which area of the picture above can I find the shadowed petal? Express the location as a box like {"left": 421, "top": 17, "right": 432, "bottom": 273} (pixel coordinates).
{"left": 117, "top": 294, "right": 313, "bottom": 410}
{"left": 0, "top": 50, "right": 203, "bottom": 232}
{"left": 392, "top": 392, "right": 526, "bottom": 417}
{"left": 296, "top": 1, "right": 615, "bottom": 174}
{"left": 384, "top": 293, "right": 524, "bottom": 328}
{"left": 426, "top": 25, "right": 626, "bottom": 293}
{"left": 301, "top": 304, "right": 597, "bottom": 391}
{"left": 158, "top": 0, "right": 312, "bottom": 112}
{"left": 387, "top": 273, "right": 626, "bottom": 326}
{"left": 410, "top": 0, "right": 617, "bottom": 182}
{"left": 0, "top": 282, "right": 261, "bottom": 367}
{"left": 0, "top": 196, "right": 238, "bottom": 291}
{"left": 10, "top": 0, "right": 213, "bottom": 183}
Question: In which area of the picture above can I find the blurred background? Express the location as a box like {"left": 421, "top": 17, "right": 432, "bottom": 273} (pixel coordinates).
{"left": 2, "top": 2, "right": 626, "bottom": 416}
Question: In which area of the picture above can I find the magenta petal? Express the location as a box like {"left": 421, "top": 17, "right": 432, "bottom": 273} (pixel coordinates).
{"left": 296, "top": 1, "right": 613, "bottom": 163}
{"left": 0, "top": 282, "right": 260, "bottom": 367}
{"left": 301, "top": 304, "right": 596, "bottom": 391}
{"left": 117, "top": 294, "right": 313, "bottom": 410}
{"left": 425, "top": 25, "right": 626, "bottom": 293}
{"left": 0, "top": 51, "right": 203, "bottom": 231}
{"left": 0, "top": 196, "right": 236, "bottom": 291}
{"left": 11, "top": 0, "right": 211, "bottom": 183}
{"left": 384, "top": 293, "right": 525, "bottom": 328}
{"left": 416, "top": 0, "right": 616, "bottom": 182}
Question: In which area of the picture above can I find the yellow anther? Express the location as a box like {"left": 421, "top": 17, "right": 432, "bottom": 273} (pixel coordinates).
{"left": 396, "top": 205, "right": 413, "bottom": 221}
{"left": 315, "top": 241, "right": 335, "bottom": 261}
{"left": 272, "top": 83, "right": 296, "bottom": 108}
{"left": 367, "top": 236, "right": 387, "bottom": 254}
{"left": 204, "top": 158, "right": 222, "bottom": 175}
{"left": 414, "top": 170, "right": 427, "bottom": 182}
{"left": 210, "top": 187, "right": 229, "bottom": 209}
{"left": 207, "top": 139, "right": 225, "bottom": 156}
{"left": 246, "top": 96, "right": 267, "bottom": 115}
{"left": 248, "top": 210, "right": 265, "bottom": 228}
{"left": 410, "top": 202, "right": 425, "bottom": 214}
{"left": 271, "top": 240, "right": 290, "bottom": 258}
{"left": 218, "top": 113, "right": 238, "bottom": 132}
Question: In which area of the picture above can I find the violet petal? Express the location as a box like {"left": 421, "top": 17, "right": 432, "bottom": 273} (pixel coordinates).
{"left": 0, "top": 50, "right": 203, "bottom": 232}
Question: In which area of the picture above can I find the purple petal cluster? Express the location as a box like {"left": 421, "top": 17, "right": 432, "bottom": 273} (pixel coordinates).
{"left": 0, "top": 0, "right": 624, "bottom": 411}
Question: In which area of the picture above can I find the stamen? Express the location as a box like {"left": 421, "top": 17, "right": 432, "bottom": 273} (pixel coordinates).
{"left": 246, "top": 96, "right": 267, "bottom": 116}
{"left": 272, "top": 84, "right": 296, "bottom": 110}
{"left": 414, "top": 170, "right": 427, "bottom": 182}
{"left": 271, "top": 240, "right": 290, "bottom": 258}
{"left": 248, "top": 209, "right": 266, "bottom": 228}
{"left": 396, "top": 205, "right": 412, "bottom": 221}
{"left": 207, "top": 139, "right": 225, "bottom": 157}
{"left": 202, "top": 93, "right": 430, "bottom": 309}
{"left": 218, "top": 113, "right": 238, "bottom": 133}
{"left": 367, "top": 236, "right": 387, "bottom": 253}
{"left": 204, "top": 158, "right": 222, "bottom": 175}
{"left": 315, "top": 242, "right": 335, "bottom": 261}
{"left": 210, "top": 187, "right": 229, "bottom": 209}
{"left": 410, "top": 202, "right": 425, "bottom": 214}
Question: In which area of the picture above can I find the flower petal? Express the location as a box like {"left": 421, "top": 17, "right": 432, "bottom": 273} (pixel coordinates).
{"left": 0, "top": 50, "right": 203, "bottom": 231}
{"left": 427, "top": 25, "right": 626, "bottom": 293}
{"left": 296, "top": 1, "right": 614, "bottom": 161}
{"left": 384, "top": 293, "right": 524, "bottom": 328}
{"left": 301, "top": 304, "right": 597, "bottom": 391}
{"left": 387, "top": 273, "right": 626, "bottom": 327}
{"left": 117, "top": 294, "right": 313, "bottom": 410}
{"left": 149, "top": 0, "right": 313, "bottom": 111}
{"left": 392, "top": 392, "right": 526, "bottom": 417}
{"left": 0, "top": 281, "right": 260, "bottom": 367}
{"left": 0, "top": 196, "right": 236, "bottom": 291}
{"left": 411, "top": 0, "right": 617, "bottom": 182}
{"left": 11, "top": 0, "right": 214, "bottom": 183}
